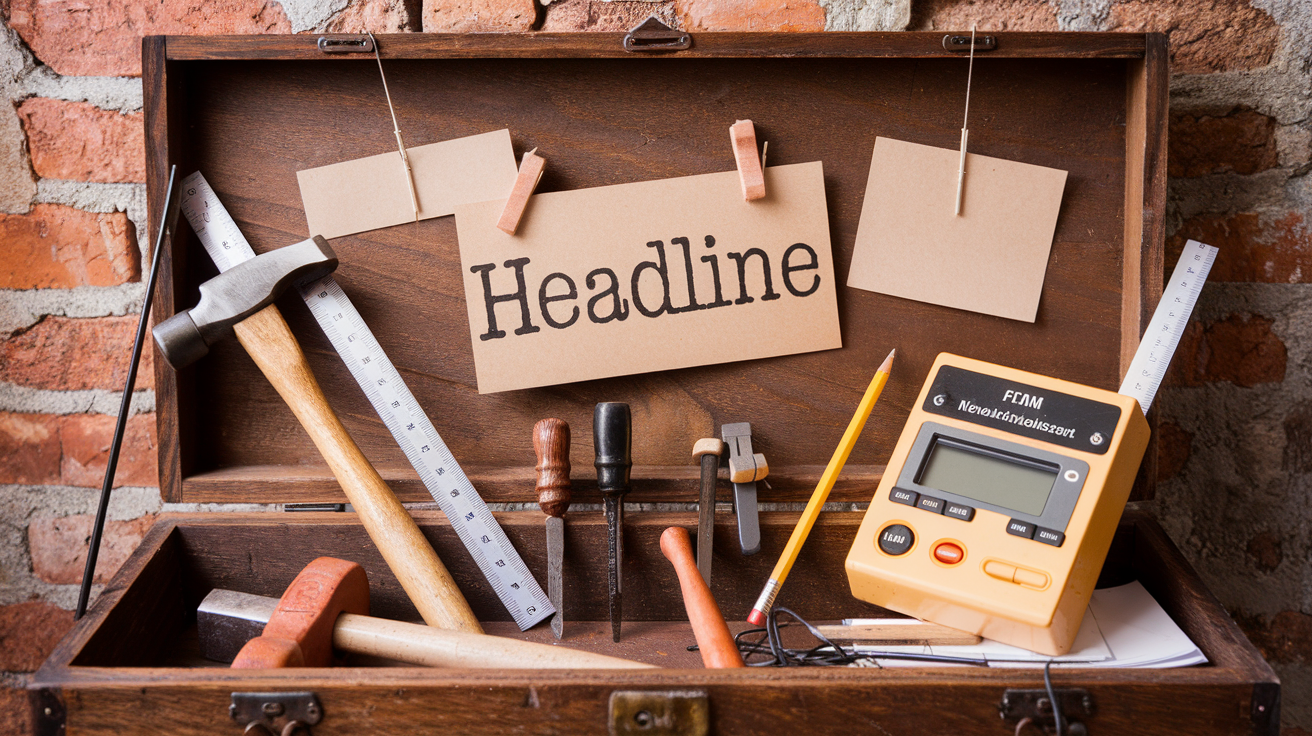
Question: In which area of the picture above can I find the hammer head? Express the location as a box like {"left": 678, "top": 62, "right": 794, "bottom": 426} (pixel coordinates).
{"left": 153, "top": 235, "right": 337, "bottom": 369}
{"left": 198, "top": 557, "right": 369, "bottom": 668}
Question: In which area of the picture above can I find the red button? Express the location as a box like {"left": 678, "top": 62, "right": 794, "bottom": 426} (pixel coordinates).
{"left": 933, "top": 542, "right": 964, "bottom": 565}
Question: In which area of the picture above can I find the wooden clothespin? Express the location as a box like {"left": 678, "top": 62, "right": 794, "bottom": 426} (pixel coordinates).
{"left": 368, "top": 32, "right": 420, "bottom": 222}
{"left": 496, "top": 148, "right": 546, "bottom": 235}
{"left": 730, "top": 120, "right": 766, "bottom": 201}
{"left": 955, "top": 25, "right": 977, "bottom": 216}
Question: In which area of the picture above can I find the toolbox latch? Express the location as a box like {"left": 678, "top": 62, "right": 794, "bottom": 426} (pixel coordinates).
{"left": 231, "top": 692, "right": 324, "bottom": 735}
{"left": 609, "top": 690, "right": 709, "bottom": 736}
{"left": 1000, "top": 688, "right": 1093, "bottom": 735}
{"left": 317, "top": 34, "right": 374, "bottom": 53}
{"left": 623, "top": 18, "right": 692, "bottom": 53}
{"left": 943, "top": 34, "right": 997, "bottom": 52}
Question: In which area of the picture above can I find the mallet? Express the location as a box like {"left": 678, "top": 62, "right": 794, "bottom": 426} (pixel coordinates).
{"left": 153, "top": 237, "right": 480, "bottom": 633}
{"left": 206, "top": 557, "right": 652, "bottom": 670}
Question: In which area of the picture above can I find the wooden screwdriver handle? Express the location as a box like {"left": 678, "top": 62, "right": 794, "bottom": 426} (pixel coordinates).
{"left": 333, "top": 613, "right": 653, "bottom": 669}
{"left": 233, "top": 304, "right": 482, "bottom": 634}
{"left": 659, "top": 526, "right": 745, "bottom": 668}
{"left": 533, "top": 418, "right": 571, "bottom": 517}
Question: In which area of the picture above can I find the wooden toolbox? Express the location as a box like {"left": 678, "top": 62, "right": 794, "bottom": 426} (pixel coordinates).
{"left": 29, "top": 31, "right": 1280, "bottom": 735}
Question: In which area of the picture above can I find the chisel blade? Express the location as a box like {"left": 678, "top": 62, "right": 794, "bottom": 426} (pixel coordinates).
{"left": 605, "top": 495, "right": 623, "bottom": 642}
{"left": 546, "top": 515, "right": 565, "bottom": 639}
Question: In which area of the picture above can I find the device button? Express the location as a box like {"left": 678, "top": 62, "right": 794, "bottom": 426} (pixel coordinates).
{"left": 1013, "top": 567, "right": 1050, "bottom": 589}
{"left": 944, "top": 502, "right": 975, "bottom": 521}
{"left": 916, "top": 495, "right": 945, "bottom": 514}
{"left": 1034, "top": 527, "right": 1066, "bottom": 547}
{"left": 1006, "top": 519, "right": 1036, "bottom": 539}
{"left": 889, "top": 488, "right": 919, "bottom": 506}
{"left": 933, "top": 542, "right": 964, "bottom": 565}
{"left": 877, "top": 524, "right": 915, "bottom": 556}
{"left": 983, "top": 560, "right": 1017, "bottom": 582}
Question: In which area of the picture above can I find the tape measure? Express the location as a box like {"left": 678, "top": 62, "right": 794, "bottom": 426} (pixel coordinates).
{"left": 1119, "top": 239, "right": 1218, "bottom": 412}
{"left": 179, "top": 172, "right": 553, "bottom": 630}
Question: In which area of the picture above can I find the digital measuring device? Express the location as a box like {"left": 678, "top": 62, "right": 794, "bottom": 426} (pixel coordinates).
{"left": 179, "top": 172, "right": 553, "bottom": 630}
{"left": 846, "top": 241, "right": 1217, "bottom": 655}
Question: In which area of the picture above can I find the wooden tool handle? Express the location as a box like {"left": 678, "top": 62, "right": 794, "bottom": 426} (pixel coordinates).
{"left": 333, "top": 613, "right": 653, "bottom": 669}
{"left": 659, "top": 527, "right": 745, "bottom": 668}
{"left": 233, "top": 304, "right": 482, "bottom": 634}
{"left": 533, "top": 418, "right": 571, "bottom": 517}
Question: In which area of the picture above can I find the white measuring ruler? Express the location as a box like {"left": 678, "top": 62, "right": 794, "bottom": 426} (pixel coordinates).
{"left": 1119, "top": 239, "right": 1218, "bottom": 413}
{"left": 178, "top": 172, "right": 553, "bottom": 630}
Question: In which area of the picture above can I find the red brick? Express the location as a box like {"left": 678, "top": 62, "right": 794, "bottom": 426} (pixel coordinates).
{"left": 325, "top": 0, "right": 419, "bottom": 32}
{"left": 422, "top": 0, "right": 536, "bottom": 31}
{"left": 1246, "top": 531, "right": 1282, "bottom": 573}
{"left": 57, "top": 413, "right": 157, "bottom": 488}
{"left": 1169, "top": 212, "right": 1312, "bottom": 283}
{"left": 0, "top": 413, "right": 60, "bottom": 486}
{"left": 1238, "top": 609, "right": 1312, "bottom": 665}
{"left": 674, "top": 0, "right": 825, "bottom": 31}
{"left": 910, "top": 0, "right": 1057, "bottom": 31}
{"left": 1155, "top": 420, "right": 1191, "bottom": 482}
{"left": 0, "top": 316, "right": 153, "bottom": 392}
{"left": 0, "top": 204, "right": 139, "bottom": 289}
{"left": 1170, "top": 313, "right": 1286, "bottom": 387}
{"left": 1106, "top": 0, "right": 1278, "bottom": 74}
{"left": 28, "top": 514, "right": 156, "bottom": 585}
{"left": 0, "top": 600, "right": 73, "bottom": 671}
{"left": 17, "top": 99, "right": 144, "bottom": 184}
{"left": 0, "top": 685, "right": 33, "bottom": 736}
{"left": 1169, "top": 106, "right": 1278, "bottom": 178}
{"left": 542, "top": 0, "right": 677, "bottom": 32}
{"left": 6, "top": 0, "right": 292, "bottom": 77}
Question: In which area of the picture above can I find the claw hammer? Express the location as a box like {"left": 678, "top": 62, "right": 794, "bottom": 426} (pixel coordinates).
{"left": 153, "top": 236, "right": 481, "bottom": 633}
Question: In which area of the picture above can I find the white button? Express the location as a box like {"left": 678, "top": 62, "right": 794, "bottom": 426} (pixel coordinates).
{"left": 1064, "top": 469, "right": 1079, "bottom": 482}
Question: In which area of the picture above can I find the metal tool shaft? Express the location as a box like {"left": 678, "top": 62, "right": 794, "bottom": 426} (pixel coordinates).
{"left": 697, "top": 453, "right": 717, "bottom": 584}
{"left": 594, "top": 403, "right": 632, "bottom": 643}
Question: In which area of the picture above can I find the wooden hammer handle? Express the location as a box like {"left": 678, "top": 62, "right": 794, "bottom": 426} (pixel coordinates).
{"left": 333, "top": 614, "right": 653, "bottom": 669}
{"left": 233, "top": 305, "right": 481, "bottom": 633}
{"left": 659, "top": 527, "right": 745, "bottom": 668}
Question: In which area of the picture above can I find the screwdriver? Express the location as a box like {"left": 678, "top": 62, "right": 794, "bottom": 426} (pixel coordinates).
{"left": 534, "top": 418, "right": 570, "bottom": 640}
{"left": 594, "top": 402, "right": 632, "bottom": 643}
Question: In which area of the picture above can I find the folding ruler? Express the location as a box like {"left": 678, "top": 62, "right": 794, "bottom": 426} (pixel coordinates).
{"left": 178, "top": 172, "right": 552, "bottom": 630}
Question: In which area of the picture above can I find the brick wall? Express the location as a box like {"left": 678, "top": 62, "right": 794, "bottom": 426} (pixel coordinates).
{"left": 0, "top": 0, "right": 1307, "bottom": 733}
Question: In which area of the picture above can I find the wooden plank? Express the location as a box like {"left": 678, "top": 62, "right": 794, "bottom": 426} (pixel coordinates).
{"left": 158, "top": 32, "right": 1148, "bottom": 61}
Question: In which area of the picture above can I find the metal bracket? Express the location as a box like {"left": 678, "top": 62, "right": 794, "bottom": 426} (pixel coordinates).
{"left": 231, "top": 692, "right": 323, "bottom": 734}
{"left": 609, "top": 691, "right": 709, "bottom": 736}
{"left": 623, "top": 18, "right": 692, "bottom": 53}
{"left": 999, "top": 688, "right": 1093, "bottom": 734}
{"left": 721, "top": 423, "right": 761, "bottom": 556}
{"left": 317, "top": 34, "right": 374, "bottom": 53}
{"left": 943, "top": 34, "right": 997, "bottom": 52}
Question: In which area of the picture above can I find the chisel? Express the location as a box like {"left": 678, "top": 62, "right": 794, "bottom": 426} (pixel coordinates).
{"left": 534, "top": 418, "right": 571, "bottom": 640}
{"left": 594, "top": 402, "right": 632, "bottom": 642}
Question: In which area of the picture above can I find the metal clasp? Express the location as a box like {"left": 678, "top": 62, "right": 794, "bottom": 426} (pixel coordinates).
{"left": 623, "top": 18, "right": 692, "bottom": 53}
{"left": 609, "top": 691, "right": 708, "bottom": 736}
{"left": 318, "top": 34, "right": 374, "bottom": 53}
{"left": 231, "top": 692, "right": 323, "bottom": 735}
{"left": 1000, "top": 688, "right": 1093, "bottom": 735}
{"left": 943, "top": 34, "right": 997, "bottom": 52}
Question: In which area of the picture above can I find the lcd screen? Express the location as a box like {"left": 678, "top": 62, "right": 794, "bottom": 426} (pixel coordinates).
{"left": 917, "top": 439, "right": 1058, "bottom": 516}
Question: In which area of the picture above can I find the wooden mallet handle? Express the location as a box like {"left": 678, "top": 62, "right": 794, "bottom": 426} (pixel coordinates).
{"left": 233, "top": 305, "right": 481, "bottom": 634}
{"left": 534, "top": 418, "right": 571, "bottom": 517}
{"left": 659, "top": 527, "right": 745, "bottom": 668}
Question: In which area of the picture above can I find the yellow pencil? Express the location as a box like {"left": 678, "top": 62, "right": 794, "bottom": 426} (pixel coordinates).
{"left": 747, "top": 349, "right": 896, "bottom": 626}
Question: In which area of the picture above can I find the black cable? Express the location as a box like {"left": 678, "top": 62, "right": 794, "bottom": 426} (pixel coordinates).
{"left": 691, "top": 607, "right": 990, "bottom": 668}
{"left": 75, "top": 165, "right": 179, "bottom": 620}
{"left": 1044, "top": 660, "right": 1064, "bottom": 736}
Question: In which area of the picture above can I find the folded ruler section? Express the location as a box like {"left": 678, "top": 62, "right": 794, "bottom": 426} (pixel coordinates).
{"left": 178, "top": 172, "right": 553, "bottom": 630}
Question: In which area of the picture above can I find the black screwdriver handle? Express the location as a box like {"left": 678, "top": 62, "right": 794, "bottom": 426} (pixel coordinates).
{"left": 594, "top": 402, "right": 632, "bottom": 497}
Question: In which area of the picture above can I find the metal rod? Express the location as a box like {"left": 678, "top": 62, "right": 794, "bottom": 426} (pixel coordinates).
{"left": 76, "top": 165, "right": 178, "bottom": 620}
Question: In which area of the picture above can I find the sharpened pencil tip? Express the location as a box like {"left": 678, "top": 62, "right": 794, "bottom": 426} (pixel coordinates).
{"left": 879, "top": 349, "right": 896, "bottom": 374}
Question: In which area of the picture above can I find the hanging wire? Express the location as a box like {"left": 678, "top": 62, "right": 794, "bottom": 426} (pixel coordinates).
{"left": 367, "top": 31, "right": 420, "bottom": 220}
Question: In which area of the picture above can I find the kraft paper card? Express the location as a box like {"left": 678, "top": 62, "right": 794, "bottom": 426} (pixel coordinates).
{"left": 298, "top": 129, "right": 519, "bottom": 239}
{"left": 848, "top": 137, "right": 1068, "bottom": 323}
{"left": 453, "top": 161, "right": 841, "bottom": 394}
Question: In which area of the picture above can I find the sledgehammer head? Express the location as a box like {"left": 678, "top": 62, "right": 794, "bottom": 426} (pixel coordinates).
{"left": 152, "top": 235, "right": 337, "bottom": 369}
